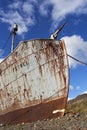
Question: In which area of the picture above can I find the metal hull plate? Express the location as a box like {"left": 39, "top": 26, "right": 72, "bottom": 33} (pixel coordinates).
{"left": 0, "top": 39, "right": 69, "bottom": 124}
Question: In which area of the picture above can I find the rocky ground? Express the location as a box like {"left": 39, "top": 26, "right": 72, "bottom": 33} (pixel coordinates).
{"left": 0, "top": 94, "right": 87, "bottom": 130}
{"left": 0, "top": 113, "right": 87, "bottom": 130}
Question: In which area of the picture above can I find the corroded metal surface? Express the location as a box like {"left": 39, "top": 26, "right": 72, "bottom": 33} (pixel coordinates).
{"left": 0, "top": 39, "right": 69, "bottom": 124}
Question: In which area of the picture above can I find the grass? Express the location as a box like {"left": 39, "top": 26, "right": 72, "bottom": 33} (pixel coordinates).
{"left": 66, "top": 97, "right": 87, "bottom": 114}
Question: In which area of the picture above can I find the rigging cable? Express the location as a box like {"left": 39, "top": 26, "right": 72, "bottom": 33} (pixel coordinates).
{"left": 0, "top": 32, "right": 12, "bottom": 55}
{"left": 67, "top": 54, "right": 87, "bottom": 66}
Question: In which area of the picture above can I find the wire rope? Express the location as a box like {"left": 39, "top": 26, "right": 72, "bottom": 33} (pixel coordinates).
{"left": 67, "top": 54, "right": 87, "bottom": 66}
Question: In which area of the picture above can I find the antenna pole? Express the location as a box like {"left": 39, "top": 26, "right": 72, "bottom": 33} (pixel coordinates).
{"left": 11, "top": 23, "right": 18, "bottom": 53}
{"left": 11, "top": 32, "right": 15, "bottom": 53}
{"left": 50, "top": 22, "right": 66, "bottom": 39}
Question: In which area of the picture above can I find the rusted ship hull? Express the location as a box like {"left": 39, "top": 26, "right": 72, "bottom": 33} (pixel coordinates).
{"left": 0, "top": 39, "right": 69, "bottom": 124}
{"left": 0, "top": 97, "right": 67, "bottom": 124}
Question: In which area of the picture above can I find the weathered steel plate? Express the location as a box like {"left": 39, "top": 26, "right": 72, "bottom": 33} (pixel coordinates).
{"left": 0, "top": 39, "right": 69, "bottom": 124}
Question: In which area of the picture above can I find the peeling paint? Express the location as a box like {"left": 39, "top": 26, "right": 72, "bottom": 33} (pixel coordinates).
{"left": 53, "top": 109, "right": 65, "bottom": 114}
{"left": 0, "top": 39, "right": 69, "bottom": 124}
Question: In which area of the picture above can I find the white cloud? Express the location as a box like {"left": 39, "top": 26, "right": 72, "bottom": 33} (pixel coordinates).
{"left": 39, "top": 1, "right": 50, "bottom": 16}
{"left": 0, "top": 0, "right": 87, "bottom": 38}
{"left": 61, "top": 35, "right": 87, "bottom": 68}
{"left": 82, "top": 91, "right": 87, "bottom": 94}
{"left": 69, "top": 85, "right": 81, "bottom": 91}
{"left": 51, "top": 0, "right": 87, "bottom": 19}
{"left": 22, "top": 2, "right": 34, "bottom": 15}
{"left": 0, "top": 58, "right": 4, "bottom": 63}
{"left": 8, "top": 1, "right": 22, "bottom": 9}
{"left": 76, "top": 86, "right": 80, "bottom": 90}
{"left": 39, "top": 0, "right": 87, "bottom": 29}
{"left": 69, "top": 85, "right": 74, "bottom": 90}
{"left": 68, "top": 97, "right": 74, "bottom": 101}
{"left": 69, "top": 85, "right": 81, "bottom": 100}
{"left": 0, "top": 0, "right": 36, "bottom": 35}
{"left": 1, "top": 0, "right": 87, "bottom": 35}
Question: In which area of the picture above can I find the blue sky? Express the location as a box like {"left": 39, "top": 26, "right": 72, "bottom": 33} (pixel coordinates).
{"left": 0, "top": 0, "right": 87, "bottom": 100}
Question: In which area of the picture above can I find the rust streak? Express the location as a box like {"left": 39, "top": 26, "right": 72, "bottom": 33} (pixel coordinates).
{"left": 0, "top": 97, "right": 67, "bottom": 125}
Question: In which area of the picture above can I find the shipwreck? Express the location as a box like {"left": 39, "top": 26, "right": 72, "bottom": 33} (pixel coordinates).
{"left": 0, "top": 23, "right": 69, "bottom": 124}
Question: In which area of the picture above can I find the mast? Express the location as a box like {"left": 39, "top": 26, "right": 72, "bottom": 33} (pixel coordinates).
{"left": 11, "top": 23, "right": 18, "bottom": 52}
{"left": 50, "top": 22, "right": 66, "bottom": 39}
